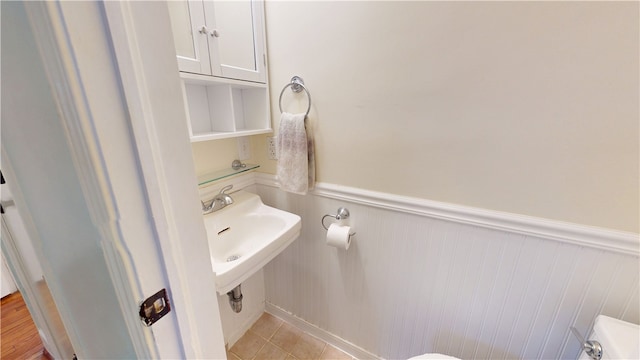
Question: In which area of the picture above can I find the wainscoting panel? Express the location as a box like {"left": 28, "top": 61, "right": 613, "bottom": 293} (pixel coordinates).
{"left": 257, "top": 182, "right": 639, "bottom": 360}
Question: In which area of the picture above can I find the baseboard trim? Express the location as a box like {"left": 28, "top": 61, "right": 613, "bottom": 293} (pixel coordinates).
{"left": 265, "top": 302, "right": 381, "bottom": 360}
{"left": 255, "top": 173, "right": 639, "bottom": 256}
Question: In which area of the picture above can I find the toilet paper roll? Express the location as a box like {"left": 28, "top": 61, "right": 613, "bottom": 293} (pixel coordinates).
{"left": 326, "top": 223, "right": 352, "bottom": 250}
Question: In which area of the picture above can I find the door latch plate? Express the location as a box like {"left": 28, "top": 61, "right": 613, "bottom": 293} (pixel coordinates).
{"left": 139, "top": 288, "right": 171, "bottom": 327}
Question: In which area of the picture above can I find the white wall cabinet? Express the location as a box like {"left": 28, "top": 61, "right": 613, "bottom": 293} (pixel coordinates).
{"left": 169, "top": 0, "right": 266, "bottom": 83}
{"left": 168, "top": 0, "right": 270, "bottom": 141}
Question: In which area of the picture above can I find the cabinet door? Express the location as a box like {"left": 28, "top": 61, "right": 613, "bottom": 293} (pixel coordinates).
{"left": 205, "top": 0, "right": 266, "bottom": 83}
{"left": 168, "top": 0, "right": 212, "bottom": 75}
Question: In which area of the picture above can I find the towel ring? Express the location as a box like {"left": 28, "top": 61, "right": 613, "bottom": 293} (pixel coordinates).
{"left": 278, "top": 76, "right": 311, "bottom": 118}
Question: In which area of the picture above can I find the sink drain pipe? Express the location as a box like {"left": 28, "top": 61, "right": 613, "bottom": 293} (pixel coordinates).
{"left": 227, "top": 284, "right": 243, "bottom": 313}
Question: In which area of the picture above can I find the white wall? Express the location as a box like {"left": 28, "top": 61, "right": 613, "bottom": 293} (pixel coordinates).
{"left": 0, "top": 185, "right": 44, "bottom": 284}
{"left": 255, "top": 1, "right": 639, "bottom": 233}
{"left": 258, "top": 182, "right": 639, "bottom": 360}
{"left": 0, "top": 256, "right": 17, "bottom": 297}
{"left": 186, "top": 3, "right": 640, "bottom": 358}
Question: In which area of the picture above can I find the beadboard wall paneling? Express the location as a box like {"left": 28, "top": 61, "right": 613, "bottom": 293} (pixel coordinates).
{"left": 257, "top": 183, "right": 639, "bottom": 360}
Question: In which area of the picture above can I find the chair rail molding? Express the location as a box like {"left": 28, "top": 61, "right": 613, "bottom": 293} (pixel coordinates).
{"left": 254, "top": 173, "right": 639, "bottom": 257}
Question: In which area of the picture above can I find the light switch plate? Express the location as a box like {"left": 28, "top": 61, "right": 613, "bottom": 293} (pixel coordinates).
{"left": 237, "top": 137, "right": 251, "bottom": 160}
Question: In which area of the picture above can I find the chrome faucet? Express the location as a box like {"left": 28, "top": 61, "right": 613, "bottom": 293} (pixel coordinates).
{"left": 202, "top": 185, "right": 234, "bottom": 214}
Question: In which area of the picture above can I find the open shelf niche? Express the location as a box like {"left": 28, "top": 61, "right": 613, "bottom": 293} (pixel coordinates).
{"left": 181, "top": 72, "right": 271, "bottom": 141}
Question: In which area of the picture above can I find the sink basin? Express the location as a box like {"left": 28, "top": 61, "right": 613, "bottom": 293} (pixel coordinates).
{"left": 203, "top": 191, "right": 301, "bottom": 294}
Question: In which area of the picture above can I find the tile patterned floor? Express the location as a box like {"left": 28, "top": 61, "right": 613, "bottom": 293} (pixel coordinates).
{"left": 228, "top": 313, "right": 355, "bottom": 360}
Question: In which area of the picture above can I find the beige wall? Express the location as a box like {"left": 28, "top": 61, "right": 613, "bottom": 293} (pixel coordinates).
{"left": 192, "top": 138, "right": 253, "bottom": 177}
{"left": 195, "top": 1, "right": 639, "bottom": 233}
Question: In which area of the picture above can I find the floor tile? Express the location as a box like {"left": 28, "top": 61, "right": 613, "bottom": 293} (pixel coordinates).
{"left": 290, "top": 332, "right": 325, "bottom": 360}
{"left": 251, "top": 312, "right": 284, "bottom": 340}
{"left": 254, "top": 341, "right": 288, "bottom": 360}
{"left": 271, "top": 322, "right": 304, "bottom": 353}
{"left": 230, "top": 330, "right": 266, "bottom": 359}
{"left": 231, "top": 313, "right": 356, "bottom": 360}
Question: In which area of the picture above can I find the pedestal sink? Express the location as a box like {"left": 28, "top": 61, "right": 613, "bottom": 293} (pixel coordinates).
{"left": 203, "top": 191, "right": 301, "bottom": 294}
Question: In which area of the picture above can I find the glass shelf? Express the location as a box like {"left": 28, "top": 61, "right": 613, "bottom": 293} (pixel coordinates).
{"left": 197, "top": 163, "right": 259, "bottom": 186}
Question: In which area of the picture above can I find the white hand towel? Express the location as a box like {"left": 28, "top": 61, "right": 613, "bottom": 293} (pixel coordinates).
{"left": 277, "top": 112, "right": 314, "bottom": 194}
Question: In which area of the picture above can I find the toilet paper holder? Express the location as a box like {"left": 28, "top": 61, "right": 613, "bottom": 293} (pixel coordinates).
{"left": 322, "top": 207, "right": 356, "bottom": 237}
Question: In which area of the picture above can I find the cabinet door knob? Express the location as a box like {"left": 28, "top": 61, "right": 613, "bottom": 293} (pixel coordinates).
{"left": 210, "top": 29, "right": 220, "bottom": 38}
{"left": 198, "top": 25, "right": 208, "bottom": 34}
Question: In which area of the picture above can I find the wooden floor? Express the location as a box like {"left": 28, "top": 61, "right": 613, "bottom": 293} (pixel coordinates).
{"left": 1, "top": 292, "right": 48, "bottom": 360}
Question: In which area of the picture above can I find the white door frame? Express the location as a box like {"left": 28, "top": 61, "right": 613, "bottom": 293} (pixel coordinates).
{"left": 101, "top": 1, "right": 226, "bottom": 358}
{"left": 11, "top": 1, "right": 226, "bottom": 358}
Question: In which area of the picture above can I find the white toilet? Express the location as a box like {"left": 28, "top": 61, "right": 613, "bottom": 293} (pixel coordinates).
{"left": 408, "top": 315, "right": 638, "bottom": 360}
{"left": 408, "top": 353, "right": 460, "bottom": 359}
{"left": 577, "top": 315, "right": 639, "bottom": 360}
